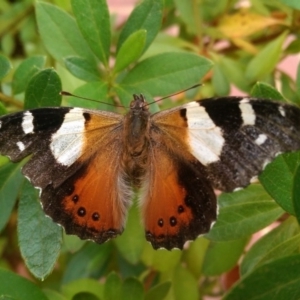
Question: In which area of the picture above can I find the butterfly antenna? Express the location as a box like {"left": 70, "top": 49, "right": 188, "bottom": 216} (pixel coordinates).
{"left": 60, "top": 91, "right": 125, "bottom": 108}
{"left": 145, "top": 83, "right": 202, "bottom": 107}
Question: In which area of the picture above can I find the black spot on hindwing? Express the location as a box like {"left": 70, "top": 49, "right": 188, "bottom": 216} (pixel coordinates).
{"left": 40, "top": 161, "right": 122, "bottom": 244}
{"left": 147, "top": 156, "right": 217, "bottom": 250}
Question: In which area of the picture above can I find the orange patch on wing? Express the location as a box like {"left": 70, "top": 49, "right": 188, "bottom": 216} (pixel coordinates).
{"left": 62, "top": 160, "right": 125, "bottom": 233}
{"left": 153, "top": 108, "right": 188, "bottom": 128}
{"left": 60, "top": 114, "right": 129, "bottom": 238}
{"left": 80, "top": 112, "right": 123, "bottom": 162}
{"left": 142, "top": 151, "right": 194, "bottom": 248}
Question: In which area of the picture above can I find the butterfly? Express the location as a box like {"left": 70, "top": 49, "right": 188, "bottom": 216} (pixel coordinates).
{"left": 0, "top": 95, "right": 300, "bottom": 250}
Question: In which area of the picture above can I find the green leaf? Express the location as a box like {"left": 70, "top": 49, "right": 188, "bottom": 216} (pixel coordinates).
{"left": 113, "top": 84, "right": 158, "bottom": 112}
{"left": 183, "top": 237, "right": 210, "bottom": 278}
{"left": 0, "top": 161, "right": 24, "bottom": 232}
{"left": 293, "top": 164, "right": 300, "bottom": 224}
{"left": 62, "top": 278, "right": 104, "bottom": 299}
{"left": 259, "top": 152, "right": 300, "bottom": 215}
{"left": 206, "top": 184, "right": 284, "bottom": 241}
{"left": 117, "top": 0, "right": 163, "bottom": 53}
{"left": 0, "top": 294, "right": 17, "bottom": 300}
{"left": 172, "top": 265, "right": 199, "bottom": 300}
{"left": 0, "top": 102, "right": 7, "bottom": 116}
{"left": 256, "top": 233, "right": 300, "bottom": 262}
{"left": 250, "top": 82, "right": 285, "bottom": 101}
{"left": 241, "top": 217, "right": 300, "bottom": 276}
{"left": 0, "top": 268, "right": 48, "bottom": 300}
{"left": 62, "top": 242, "right": 112, "bottom": 284}
{"left": 279, "top": 0, "right": 300, "bottom": 9}
{"left": 43, "top": 289, "right": 66, "bottom": 300}
{"left": 104, "top": 272, "right": 122, "bottom": 300}
{"left": 18, "top": 180, "right": 62, "bottom": 280}
{"left": 145, "top": 282, "right": 171, "bottom": 300}
{"left": 281, "top": 73, "right": 298, "bottom": 104}
{"left": 66, "top": 81, "right": 110, "bottom": 110}
{"left": 73, "top": 292, "right": 100, "bottom": 300}
{"left": 71, "top": 0, "right": 111, "bottom": 65}
{"left": 212, "top": 63, "right": 230, "bottom": 96}
{"left": 121, "top": 52, "right": 213, "bottom": 96}
{"left": 140, "top": 32, "right": 198, "bottom": 60}
{"left": 202, "top": 237, "right": 249, "bottom": 276}
{"left": 12, "top": 55, "right": 46, "bottom": 94}
{"left": 173, "top": 0, "right": 197, "bottom": 35}
{"left": 224, "top": 254, "right": 300, "bottom": 300}
{"left": 64, "top": 56, "right": 100, "bottom": 82}
{"left": 0, "top": 54, "right": 11, "bottom": 79}
{"left": 114, "top": 30, "right": 147, "bottom": 73}
{"left": 63, "top": 232, "right": 86, "bottom": 253}
{"left": 286, "top": 39, "right": 300, "bottom": 55}
{"left": 141, "top": 244, "right": 181, "bottom": 273}
{"left": 36, "top": 2, "right": 95, "bottom": 64}
{"left": 218, "top": 56, "right": 251, "bottom": 92}
{"left": 24, "top": 68, "right": 62, "bottom": 109}
{"left": 0, "top": 2, "right": 33, "bottom": 53}
{"left": 119, "top": 278, "right": 144, "bottom": 300}
{"left": 114, "top": 204, "right": 145, "bottom": 264}
{"left": 246, "top": 32, "right": 287, "bottom": 81}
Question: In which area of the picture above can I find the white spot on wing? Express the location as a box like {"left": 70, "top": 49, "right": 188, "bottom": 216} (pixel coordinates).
{"left": 233, "top": 187, "right": 243, "bottom": 192}
{"left": 22, "top": 111, "right": 34, "bottom": 134}
{"left": 255, "top": 134, "right": 267, "bottom": 145}
{"left": 37, "top": 186, "right": 42, "bottom": 197}
{"left": 279, "top": 106, "right": 286, "bottom": 117}
{"left": 240, "top": 98, "right": 249, "bottom": 103}
{"left": 239, "top": 99, "right": 256, "bottom": 125}
{"left": 24, "top": 174, "right": 42, "bottom": 196}
{"left": 209, "top": 220, "right": 216, "bottom": 230}
{"left": 50, "top": 108, "right": 85, "bottom": 166}
{"left": 263, "top": 159, "right": 271, "bottom": 169}
{"left": 250, "top": 176, "right": 258, "bottom": 183}
{"left": 16, "top": 141, "right": 25, "bottom": 151}
{"left": 0, "top": 120, "right": 2, "bottom": 129}
{"left": 186, "top": 102, "right": 225, "bottom": 165}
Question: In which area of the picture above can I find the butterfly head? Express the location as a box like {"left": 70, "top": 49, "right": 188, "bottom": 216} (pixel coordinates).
{"left": 130, "top": 94, "right": 149, "bottom": 115}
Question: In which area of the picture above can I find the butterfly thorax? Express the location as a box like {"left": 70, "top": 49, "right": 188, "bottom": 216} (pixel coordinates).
{"left": 122, "top": 94, "right": 151, "bottom": 186}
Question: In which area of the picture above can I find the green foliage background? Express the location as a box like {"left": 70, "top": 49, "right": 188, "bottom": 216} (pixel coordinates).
{"left": 1, "top": 0, "right": 300, "bottom": 299}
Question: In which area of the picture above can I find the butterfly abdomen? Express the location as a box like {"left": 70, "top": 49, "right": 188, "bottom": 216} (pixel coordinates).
{"left": 122, "top": 95, "right": 151, "bottom": 186}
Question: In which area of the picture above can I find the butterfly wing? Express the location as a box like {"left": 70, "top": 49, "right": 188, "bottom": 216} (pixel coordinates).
{"left": 141, "top": 144, "right": 217, "bottom": 250}
{"left": 143, "top": 97, "right": 300, "bottom": 249}
{"left": 141, "top": 105, "right": 217, "bottom": 250}
{"left": 0, "top": 107, "right": 131, "bottom": 242}
{"left": 195, "top": 97, "right": 300, "bottom": 191}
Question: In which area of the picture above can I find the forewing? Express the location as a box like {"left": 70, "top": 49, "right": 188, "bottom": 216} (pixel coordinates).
{"left": 198, "top": 97, "right": 300, "bottom": 191}
{"left": 0, "top": 107, "right": 131, "bottom": 242}
{"left": 153, "top": 97, "right": 300, "bottom": 192}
